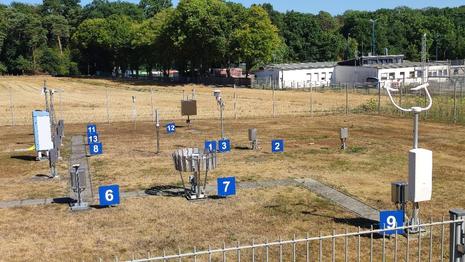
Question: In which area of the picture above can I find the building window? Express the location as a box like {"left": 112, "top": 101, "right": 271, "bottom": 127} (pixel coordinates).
{"left": 314, "top": 73, "right": 319, "bottom": 82}
{"left": 400, "top": 72, "right": 405, "bottom": 79}
{"left": 321, "top": 72, "right": 326, "bottom": 81}
{"left": 443, "top": 69, "right": 448, "bottom": 76}
{"left": 307, "top": 73, "right": 312, "bottom": 81}
{"left": 381, "top": 73, "right": 388, "bottom": 80}
{"left": 439, "top": 70, "right": 443, "bottom": 76}
{"left": 417, "top": 70, "right": 423, "bottom": 77}
{"left": 389, "top": 73, "right": 395, "bottom": 80}
{"left": 409, "top": 71, "right": 415, "bottom": 78}
{"left": 329, "top": 72, "right": 333, "bottom": 80}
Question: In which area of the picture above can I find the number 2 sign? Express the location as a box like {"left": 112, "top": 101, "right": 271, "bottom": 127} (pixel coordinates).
{"left": 272, "top": 139, "right": 284, "bottom": 152}
{"left": 379, "top": 210, "right": 404, "bottom": 235}
{"left": 98, "top": 185, "right": 120, "bottom": 206}
{"left": 217, "top": 177, "right": 236, "bottom": 197}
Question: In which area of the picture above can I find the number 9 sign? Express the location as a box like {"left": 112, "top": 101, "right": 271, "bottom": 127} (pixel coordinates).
{"left": 379, "top": 210, "right": 404, "bottom": 235}
{"left": 99, "top": 185, "right": 120, "bottom": 206}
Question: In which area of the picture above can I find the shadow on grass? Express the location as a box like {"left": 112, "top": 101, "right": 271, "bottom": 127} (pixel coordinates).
{"left": 11, "top": 155, "right": 36, "bottom": 161}
{"left": 145, "top": 185, "right": 186, "bottom": 197}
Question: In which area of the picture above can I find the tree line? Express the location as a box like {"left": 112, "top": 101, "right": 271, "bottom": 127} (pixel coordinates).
{"left": 0, "top": 0, "right": 464, "bottom": 77}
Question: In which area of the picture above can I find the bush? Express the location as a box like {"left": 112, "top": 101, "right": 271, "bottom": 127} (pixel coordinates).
{"left": 357, "top": 98, "right": 377, "bottom": 112}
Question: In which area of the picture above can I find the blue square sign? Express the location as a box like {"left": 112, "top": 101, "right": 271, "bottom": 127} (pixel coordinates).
{"left": 87, "top": 133, "right": 99, "bottom": 144}
{"left": 218, "top": 139, "right": 231, "bottom": 153}
{"left": 166, "top": 123, "right": 176, "bottom": 134}
{"left": 217, "top": 177, "right": 236, "bottom": 197}
{"left": 89, "top": 142, "right": 103, "bottom": 155}
{"left": 204, "top": 140, "right": 217, "bottom": 153}
{"left": 99, "top": 185, "right": 120, "bottom": 206}
{"left": 272, "top": 139, "right": 284, "bottom": 152}
{"left": 87, "top": 124, "right": 97, "bottom": 136}
{"left": 379, "top": 210, "right": 404, "bottom": 235}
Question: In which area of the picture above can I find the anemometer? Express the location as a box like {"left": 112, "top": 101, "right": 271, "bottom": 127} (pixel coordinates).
{"left": 385, "top": 81, "right": 433, "bottom": 233}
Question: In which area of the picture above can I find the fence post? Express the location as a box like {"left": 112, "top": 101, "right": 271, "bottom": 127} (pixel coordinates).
{"left": 272, "top": 81, "right": 276, "bottom": 118}
{"left": 378, "top": 82, "right": 381, "bottom": 114}
{"left": 454, "top": 81, "right": 457, "bottom": 124}
{"left": 310, "top": 85, "right": 314, "bottom": 116}
{"left": 9, "top": 86, "right": 15, "bottom": 126}
{"left": 233, "top": 84, "right": 237, "bottom": 120}
{"left": 131, "top": 95, "right": 137, "bottom": 129}
{"left": 449, "top": 209, "right": 465, "bottom": 262}
{"left": 106, "top": 87, "right": 110, "bottom": 124}
{"left": 150, "top": 87, "right": 155, "bottom": 122}
{"left": 345, "top": 83, "right": 348, "bottom": 115}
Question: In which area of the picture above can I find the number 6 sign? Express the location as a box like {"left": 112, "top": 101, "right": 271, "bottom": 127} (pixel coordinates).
{"left": 99, "top": 185, "right": 120, "bottom": 206}
{"left": 379, "top": 210, "right": 404, "bottom": 235}
{"left": 217, "top": 177, "right": 236, "bottom": 197}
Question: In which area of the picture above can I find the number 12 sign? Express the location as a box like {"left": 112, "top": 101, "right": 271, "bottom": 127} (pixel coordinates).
{"left": 99, "top": 185, "right": 120, "bottom": 206}
{"left": 379, "top": 210, "right": 404, "bottom": 235}
{"left": 217, "top": 177, "right": 236, "bottom": 197}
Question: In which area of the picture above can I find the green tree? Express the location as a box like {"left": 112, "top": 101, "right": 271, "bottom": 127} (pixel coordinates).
{"left": 233, "top": 5, "right": 281, "bottom": 76}
{"left": 138, "top": 0, "right": 171, "bottom": 18}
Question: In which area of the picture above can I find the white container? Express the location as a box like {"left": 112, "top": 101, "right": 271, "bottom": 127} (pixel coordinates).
{"left": 32, "top": 110, "right": 53, "bottom": 152}
{"left": 408, "top": 148, "right": 432, "bottom": 202}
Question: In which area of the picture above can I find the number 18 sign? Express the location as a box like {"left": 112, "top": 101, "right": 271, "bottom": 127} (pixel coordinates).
{"left": 379, "top": 210, "right": 404, "bottom": 235}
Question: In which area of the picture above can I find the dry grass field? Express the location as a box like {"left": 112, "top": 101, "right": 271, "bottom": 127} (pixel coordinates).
{"left": 0, "top": 76, "right": 464, "bottom": 260}
{"left": 0, "top": 76, "right": 387, "bottom": 125}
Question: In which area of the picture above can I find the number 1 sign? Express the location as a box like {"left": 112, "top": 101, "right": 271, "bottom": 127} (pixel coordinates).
{"left": 204, "top": 140, "right": 217, "bottom": 153}
{"left": 379, "top": 210, "right": 404, "bottom": 235}
{"left": 217, "top": 177, "right": 236, "bottom": 197}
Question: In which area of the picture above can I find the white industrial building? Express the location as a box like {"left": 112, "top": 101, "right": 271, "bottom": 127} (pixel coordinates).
{"left": 255, "top": 55, "right": 451, "bottom": 89}
{"left": 254, "top": 62, "right": 336, "bottom": 88}
{"left": 334, "top": 55, "right": 450, "bottom": 86}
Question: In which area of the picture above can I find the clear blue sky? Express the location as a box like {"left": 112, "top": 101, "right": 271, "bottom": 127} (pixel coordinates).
{"left": 0, "top": 0, "right": 463, "bottom": 15}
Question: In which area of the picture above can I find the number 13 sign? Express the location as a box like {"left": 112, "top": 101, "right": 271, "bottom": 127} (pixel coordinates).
{"left": 217, "top": 177, "right": 236, "bottom": 197}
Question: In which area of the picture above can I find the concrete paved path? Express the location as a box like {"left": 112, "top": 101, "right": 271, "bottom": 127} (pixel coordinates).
{"left": 0, "top": 177, "right": 378, "bottom": 221}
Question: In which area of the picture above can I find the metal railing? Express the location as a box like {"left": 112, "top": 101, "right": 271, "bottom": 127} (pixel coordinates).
{"left": 113, "top": 214, "right": 465, "bottom": 262}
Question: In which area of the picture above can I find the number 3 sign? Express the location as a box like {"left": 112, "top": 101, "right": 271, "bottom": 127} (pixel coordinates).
{"left": 99, "top": 185, "right": 120, "bottom": 206}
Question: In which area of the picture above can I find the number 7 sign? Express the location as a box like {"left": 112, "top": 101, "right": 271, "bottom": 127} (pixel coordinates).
{"left": 217, "top": 177, "right": 236, "bottom": 197}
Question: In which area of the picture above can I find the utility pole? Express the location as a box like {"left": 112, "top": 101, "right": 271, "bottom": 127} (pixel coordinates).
{"left": 369, "top": 19, "right": 377, "bottom": 56}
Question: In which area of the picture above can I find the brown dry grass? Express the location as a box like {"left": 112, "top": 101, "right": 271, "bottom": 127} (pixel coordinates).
{"left": 0, "top": 76, "right": 464, "bottom": 260}
{"left": 0, "top": 76, "right": 385, "bottom": 125}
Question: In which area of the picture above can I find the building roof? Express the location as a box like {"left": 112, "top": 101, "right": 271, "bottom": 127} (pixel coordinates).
{"left": 358, "top": 60, "right": 449, "bottom": 69}
{"left": 264, "top": 62, "right": 337, "bottom": 70}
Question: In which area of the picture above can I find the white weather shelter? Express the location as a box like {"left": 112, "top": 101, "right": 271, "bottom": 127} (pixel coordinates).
{"left": 255, "top": 62, "right": 336, "bottom": 89}
{"left": 32, "top": 110, "right": 53, "bottom": 159}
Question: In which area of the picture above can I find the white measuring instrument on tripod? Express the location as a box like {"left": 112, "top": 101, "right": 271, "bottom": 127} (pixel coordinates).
{"left": 385, "top": 81, "right": 433, "bottom": 233}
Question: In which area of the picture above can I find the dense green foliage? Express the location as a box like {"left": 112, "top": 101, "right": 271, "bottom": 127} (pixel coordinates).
{"left": 0, "top": 1, "right": 464, "bottom": 76}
